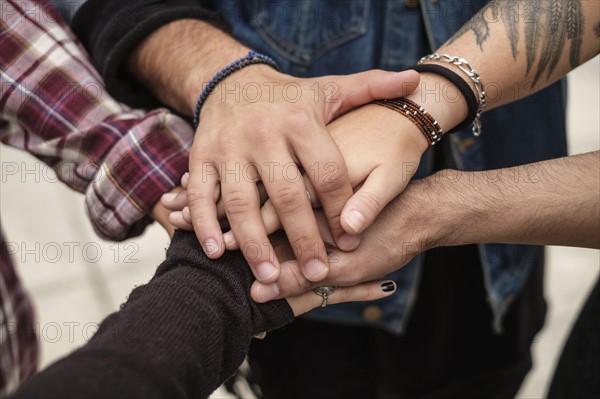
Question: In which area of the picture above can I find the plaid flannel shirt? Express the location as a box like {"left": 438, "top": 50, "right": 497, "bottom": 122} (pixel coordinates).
{"left": 0, "top": 0, "right": 193, "bottom": 394}
{"left": 1, "top": 0, "right": 194, "bottom": 241}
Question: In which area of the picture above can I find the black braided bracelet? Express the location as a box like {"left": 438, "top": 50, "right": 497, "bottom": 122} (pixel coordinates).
{"left": 407, "top": 64, "right": 479, "bottom": 134}
{"left": 192, "top": 51, "right": 280, "bottom": 130}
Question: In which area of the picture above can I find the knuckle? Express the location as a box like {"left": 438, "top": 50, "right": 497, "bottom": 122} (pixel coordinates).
{"left": 187, "top": 188, "right": 211, "bottom": 203}
{"left": 216, "top": 131, "right": 236, "bottom": 152}
{"left": 247, "top": 122, "right": 275, "bottom": 147}
{"left": 271, "top": 185, "right": 305, "bottom": 215}
{"left": 354, "top": 191, "right": 384, "bottom": 216}
{"left": 286, "top": 109, "right": 316, "bottom": 140}
{"left": 313, "top": 165, "right": 346, "bottom": 194}
{"left": 224, "top": 190, "right": 254, "bottom": 216}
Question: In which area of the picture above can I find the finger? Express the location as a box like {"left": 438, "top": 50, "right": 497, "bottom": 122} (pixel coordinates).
{"left": 287, "top": 280, "right": 397, "bottom": 316}
{"left": 295, "top": 127, "right": 359, "bottom": 251}
{"left": 161, "top": 190, "right": 188, "bottom": 211}
{"left": 223, "top": 199, "right": 282, "bottom": 250}
{"left": 341, "top": 166, "right": 408, "bottom": 235}
{"left": 187, "top": 161, "right": 224, "bottom": 258}
{"left": 260, "top": 155, "right": 329, "bottom": 283}
{"left": 250, "top": 209, "right": 336, "bottom": 302}
{"left": 217, "top": 181, "right": 267, "bottom": 220}
{"left": 223, "top": 182, "right": 321, "bottom": 251}
{"left": 324, "top": 69, "right": 420, "bottom": 119}
{"left": 181, "top": 172, "right": 189, "bottom": 189}
{"left": 169, "top": 211, "right": 193, "bottom": 231}
{"left": 251, "top": 257, "right": 309, "bottom": 303}
{"left": 221, "top": 175, "right": 280, "bottom": 283}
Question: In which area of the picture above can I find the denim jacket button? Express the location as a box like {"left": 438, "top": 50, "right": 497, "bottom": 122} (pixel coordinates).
{"left": 362, "top": 305, "right": 382, "bottom": 321}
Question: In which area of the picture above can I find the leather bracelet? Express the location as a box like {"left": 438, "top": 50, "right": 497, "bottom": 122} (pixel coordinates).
{"left": 192, "top": 51, "right": 279, "bottom": 130}
{"left": 418, "top": 53, "right": 487, "bottom": 136}
{"left": 374, "top": 98, "right": 443, "bottom": 146}
{"left": 408, "top": 64, "right": 478, "bottom": 134}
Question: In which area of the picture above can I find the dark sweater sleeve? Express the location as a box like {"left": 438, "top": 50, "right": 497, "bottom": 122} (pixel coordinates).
{"left": 11, "top": 230, "right": 293, "bottom": 399}
{"left": 71, "top": 0, "right": 229, "bottom": 108}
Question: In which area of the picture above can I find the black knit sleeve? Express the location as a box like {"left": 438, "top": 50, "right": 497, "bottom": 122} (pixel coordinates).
{"left": 11, "top": 230, "right": 293, "bottom": 399}
{"left": 71, "top": 0, "right": 230, "bottom": 108}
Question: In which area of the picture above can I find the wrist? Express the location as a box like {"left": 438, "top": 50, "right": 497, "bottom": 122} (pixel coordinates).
{"left": 126, "top": 18, "right": 251, "bottom": 115}
{"left": 405, "top": 72, "right": 469, "bottom": 133}
{"left": 190, "top": 61, "right": 282, "bottom": 124}
{"left": 362, "top": 103, "right": 430, "bottom": 154}
{"left": 420, "top": 169, "right": 489, "bottom": 248}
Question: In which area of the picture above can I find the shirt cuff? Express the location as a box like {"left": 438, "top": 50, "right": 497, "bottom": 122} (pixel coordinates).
{"left": 85, "top": 108, "right": 193, "bottom": 240}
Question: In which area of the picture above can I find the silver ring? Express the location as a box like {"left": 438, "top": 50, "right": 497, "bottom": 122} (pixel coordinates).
{"left": 313, "top": 286, "right": 337, "bottom": 307}
{"left": 306, "top": 189, "right": 313, "bottom": 205}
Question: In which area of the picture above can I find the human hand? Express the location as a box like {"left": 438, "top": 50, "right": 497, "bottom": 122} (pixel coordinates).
{"left": 255, "top": 208, "right": 399, "bottom": 313}
{"left": 247, "top": 103, "right": 432, "bottom": 302}
{"left": 186, "top": 66, "right": 420, "bottom": 285}
{"left": 285, "top": 278, "right": 397, "bottom": 317}
{"left": 252, "top": 177, "right": 438, "bottom": 302}
{"left": 245, "top": 102, "right": 429, "bottom": 241}
{"left": 151, "top": 187, "right": 183, "bottom": 238}
{"left": 163, "top": 102, "right": 431, "bottom": 300}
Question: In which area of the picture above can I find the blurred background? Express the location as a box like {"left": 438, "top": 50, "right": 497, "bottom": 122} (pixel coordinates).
{"left": 1, "top": 56, "right": 598, "bottom": 398}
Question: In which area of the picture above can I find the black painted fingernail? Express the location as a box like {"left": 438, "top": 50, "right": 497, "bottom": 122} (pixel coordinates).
{"left": 381, "top": 282, "right": 395, "bottom": 292}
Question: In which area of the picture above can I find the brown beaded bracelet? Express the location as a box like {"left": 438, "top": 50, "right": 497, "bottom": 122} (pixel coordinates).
{"left": 374, "top": 98, "right": 443, "bottom": 146}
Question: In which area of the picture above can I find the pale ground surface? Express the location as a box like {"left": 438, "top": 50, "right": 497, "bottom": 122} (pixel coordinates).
{"left": 0, "top": 56, "right": 598, "bottom": 398}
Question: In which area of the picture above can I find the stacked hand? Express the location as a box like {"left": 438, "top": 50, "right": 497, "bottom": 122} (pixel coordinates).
{"left": 163, "top": 66, "right": 424, "bottom": 286}
{"left": 163, "top": 94, "right": 432, "bottom": 301}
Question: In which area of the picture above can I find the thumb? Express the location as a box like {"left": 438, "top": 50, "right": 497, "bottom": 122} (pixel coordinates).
{"left": 324, "top": 69, "right": 420, "bottom": 121}
{"left": 340, "top": 167, "right": 408, "bottom": 235}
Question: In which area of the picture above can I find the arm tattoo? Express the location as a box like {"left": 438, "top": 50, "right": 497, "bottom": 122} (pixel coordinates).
{"left": 447, "top": 0, "right": 586, "bottom": 87}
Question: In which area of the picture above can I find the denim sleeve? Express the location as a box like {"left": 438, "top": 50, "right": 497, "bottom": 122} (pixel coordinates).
{"left": 70, "top": 0, "right": 230, "bottom": 108}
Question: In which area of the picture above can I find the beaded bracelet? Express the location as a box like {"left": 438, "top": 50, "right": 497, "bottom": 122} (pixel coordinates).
{"left": 409, "top": 64, "right": 478, "bottom": 134}
{"left": 418, "top": 53, "right": 487, "bottom": 136}
{"left": 192, "top": 51, "right": 280, "bottom": 130}
{"left": 374, "top": 98, "right": 443, "bottom": 146}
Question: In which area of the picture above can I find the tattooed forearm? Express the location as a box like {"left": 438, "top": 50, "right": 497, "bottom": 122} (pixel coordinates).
{"left": 446, "top": 0, "right": 586, "bottom": 87}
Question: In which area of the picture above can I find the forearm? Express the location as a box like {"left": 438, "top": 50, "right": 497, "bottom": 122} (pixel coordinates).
{"left": 422, "top": 151, "right": 600, "bottom": 249}
{"left": 126, "top": 19, "right": 250, "bottom": 115}
{"left": 402, "top": 0, "right": 599, "bottom": 139}
{"left": 12, "top": 231, "right": 292, "bottom": 399}
{"left": 436, "top": 0, "right": 600, "bottom": 110}
{"left": 71, "top": 0, "right": 227, "bottom": 108}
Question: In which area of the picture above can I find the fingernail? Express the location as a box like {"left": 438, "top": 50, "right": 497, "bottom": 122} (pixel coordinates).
{"left": 381, "top": 281, "right": 396, "bottom": 292}
{"left": 223, "top": 231, "right": 236, "bottom": 246}
{"left": 343, "top": 210, "right": 365, "bottom": 234}
{"left": 256, "top": 282, "right": 280, "bottom": 302}
{"left": 162, "top": 193, "right": 177, "bottom": 202}
{"left": 203, "top": 238, "right": 219, "bottom": 256}
{"left": 256, "top": 262, "right": 277, "bottom": 282}
{"left": 337, "top": 233, "right": 360, "bottom": 251}
{"left": 303, "top": 259, "right": 328, "bottom": 280}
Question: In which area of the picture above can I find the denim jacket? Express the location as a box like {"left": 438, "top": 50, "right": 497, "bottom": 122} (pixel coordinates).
{"left": 219, "top": 0, "right": 567, "bottom": 334}
{"left": 57, "top": 0, "right": 567, "bottom": 334}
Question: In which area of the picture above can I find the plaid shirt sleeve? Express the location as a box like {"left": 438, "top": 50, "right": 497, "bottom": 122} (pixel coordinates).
{"left": 0, "top": 0, "right": 194, "bottom": 240}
